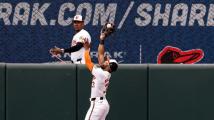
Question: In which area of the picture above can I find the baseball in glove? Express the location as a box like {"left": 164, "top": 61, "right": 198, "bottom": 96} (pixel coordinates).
{"left": 100, "top": 22, "right": 115, "bottom": 37}
{"left": 49, "top": 46, "right": 63, "bottom": 55}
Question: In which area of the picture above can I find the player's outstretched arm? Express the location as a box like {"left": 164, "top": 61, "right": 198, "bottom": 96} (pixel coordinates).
{"left": 98, "top": 33, "right": 106, "bottom": 65}
{"left": 49, "top": 43, "right": 83, "bottom": 55}
{"left": 84, "top": 42, "right": 94, "bottom": 71}
{"left": 98, "top": 22, "right": 115, "bottom": 65}
{"left": 63, "top": 42, "right": 83, "bottom": 53}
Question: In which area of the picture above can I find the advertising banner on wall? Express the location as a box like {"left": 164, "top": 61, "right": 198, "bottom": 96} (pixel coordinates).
{"left": 0, "top": 0, "right": 213, "bottom": 63}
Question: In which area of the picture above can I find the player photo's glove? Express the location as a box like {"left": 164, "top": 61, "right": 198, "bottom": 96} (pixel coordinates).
{"left": 100, "top": 22, "right": 115, "bottom": 37}
{"left": 49, "top": 46, "right": 63, "bottom": 55}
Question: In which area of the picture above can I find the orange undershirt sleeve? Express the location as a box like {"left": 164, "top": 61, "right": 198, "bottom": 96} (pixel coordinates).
{"left": 84, "top": 50, "right": 94, "bottom": 72}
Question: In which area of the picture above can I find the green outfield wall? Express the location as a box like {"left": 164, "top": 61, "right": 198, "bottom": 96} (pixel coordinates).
{"left": 6, "top": 64, "right": 76, "bottom": 120}
{"left": 149, "top": 64, "right": 214, "bottom": 120}
{"left": 1, "top": 64, "right": 214, "bottom": 120}
{"left": 0, "top": 63, "right": 5, "bottom": 120}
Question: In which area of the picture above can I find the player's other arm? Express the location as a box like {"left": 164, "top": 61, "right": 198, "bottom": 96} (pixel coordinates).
{"left": 84, "top": 42, "right": 94, "bottom": 71}
{"left": 98, "top": 33, "right": 106, "bottom": 65}
{"left": 49, "top": 43, "right": 83, "bottom": 55}
{"left": 63, "top": 42, "right": 83, "bottom": 53}
{"left": 62, "top": 35, "right": 90, "bottom": 53}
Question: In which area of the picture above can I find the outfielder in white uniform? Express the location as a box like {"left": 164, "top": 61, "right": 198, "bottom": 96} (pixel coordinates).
{"left": 50, "top": 15, "right": 91, "bottom": 64}
{"left": 84, "top": 33, "right": 118, "bottom": 120}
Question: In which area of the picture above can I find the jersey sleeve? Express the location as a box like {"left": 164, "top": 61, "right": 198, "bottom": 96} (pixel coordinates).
{"left": 77, "top": 31, "right": 91, "bottom": 44}
{"left": 77, "top": 36, "right": 87, "bottom": 43}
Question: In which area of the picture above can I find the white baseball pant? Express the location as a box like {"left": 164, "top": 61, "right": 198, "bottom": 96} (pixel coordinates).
{"left": 84, "top": 97, "right": 109, "bottom": 120}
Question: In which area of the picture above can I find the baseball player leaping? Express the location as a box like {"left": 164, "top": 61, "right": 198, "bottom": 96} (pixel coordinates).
{"left": 83, "top": 29, "right": 118, "bottom": 120}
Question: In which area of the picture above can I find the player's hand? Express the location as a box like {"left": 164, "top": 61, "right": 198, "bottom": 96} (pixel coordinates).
{"left": 100, "top": 33, "right": 106, "bottom": 41}
{"left": 84, "top": 41, "right": 90, "bottom": 50}
{"left": 49, "top": 46, "right": 63, "bottom": 55}
{"left": 104, "top": 55, "right": 110, "bottom": 62}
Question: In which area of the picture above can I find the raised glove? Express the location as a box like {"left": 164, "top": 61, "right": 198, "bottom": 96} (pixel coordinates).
{"left": 100, "top": 22, "right": 115, "bottom": 37}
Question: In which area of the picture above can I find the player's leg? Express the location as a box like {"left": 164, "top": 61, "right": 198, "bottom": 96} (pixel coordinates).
{"left": 85, "top": 102, "right": 102, "bottom": 120}
{"left": 100, "top": 99, "right": 110, "bottom": 120}
{"left": 85, "top": 99, "right": 109, "bottom": 120}
{"left": 89, "top": 99, "right": 110, "bottom": 120}
{"left": 84, "top": 101, "right": 95, "bottom": 120}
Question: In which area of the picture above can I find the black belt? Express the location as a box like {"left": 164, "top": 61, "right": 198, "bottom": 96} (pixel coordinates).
{"left": 71, "top": 58, "right": 82, "bottom": 63}
{"left": 91, "top": 97, "right": 103, "bottom": 101}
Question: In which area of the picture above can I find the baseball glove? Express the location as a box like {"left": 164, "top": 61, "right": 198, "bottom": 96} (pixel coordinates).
{"left": 49, "top": 46, "right": 63, "bottom": 55}
{"left": 101, "top": 22, "right": 115, "bottom": 37}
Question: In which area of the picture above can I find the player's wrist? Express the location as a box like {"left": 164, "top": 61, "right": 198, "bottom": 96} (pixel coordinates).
{"left": 99, "top": 40, "right": 104, "bottom": 45}
{"left": 100, "top": 33, "right": 106, "bottom": 41}
{"left": 61, "top": 48, "right": 64, "bottom": 53}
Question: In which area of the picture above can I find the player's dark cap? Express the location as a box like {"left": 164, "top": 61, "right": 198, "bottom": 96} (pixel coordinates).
{"left": 109, "top": 59, "right": 118, "bottom": 72}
